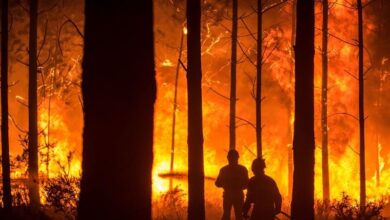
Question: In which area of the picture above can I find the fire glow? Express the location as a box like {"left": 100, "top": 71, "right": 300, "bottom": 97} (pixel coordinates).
{"left": 152, "top": 0, "right": 390, "bottom": 205}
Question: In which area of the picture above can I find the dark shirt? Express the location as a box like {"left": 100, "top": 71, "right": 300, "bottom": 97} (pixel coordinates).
{"left": 215, "top": 164, "right": 249, "bottom": 194}
{"left": 243, "top": 174, "right": 282, "bottom": 217}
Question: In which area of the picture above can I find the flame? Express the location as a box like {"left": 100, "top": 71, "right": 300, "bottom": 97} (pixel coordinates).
{"left": 161, "top": 58, "right": 174, "bottom": 67}
{"left": 152, "top": 0, "right": 390, "bottom": 206}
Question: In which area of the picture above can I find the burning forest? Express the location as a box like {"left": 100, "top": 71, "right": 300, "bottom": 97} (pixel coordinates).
{"left": 0, "top": 0, "right": 389, "bottom": 219}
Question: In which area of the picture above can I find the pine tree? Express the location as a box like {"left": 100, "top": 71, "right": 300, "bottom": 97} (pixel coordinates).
{"left": 187, "top": 0, "right": 205, "bottom": 219}
{"left": 28, "top": 0, "right": 41, "bottom": 209}
{"left": 77, "top": 1, "right": 156, "bottom": 219}
{"left": 290, "top": 0, "right": 315, "bottom": 218}
{"left": 1, "top": 0, "right": 12, "bottom": 212}
{"left": 321, "top": 0, "right": 330, "bottom": 203}
{"left": 229, "top": 0, "right": 238, "bottom": 150}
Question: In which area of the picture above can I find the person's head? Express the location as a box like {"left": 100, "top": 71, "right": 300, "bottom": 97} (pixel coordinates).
{"left": 251, "top": 158, "right": 266, "bottom": 175}
{"left": 227, "top": 149, "right": 239, "bottom": 165}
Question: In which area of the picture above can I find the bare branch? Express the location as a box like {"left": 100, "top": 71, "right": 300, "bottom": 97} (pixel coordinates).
{"left": 37, "top": 19, "right": 49, "bottom": 59}
{"left": 315, "top": 27, "right": 358, "bottom": 47}
{"left": 239, "top": 17, "right": 257, "bottom": 42}
{"left": 327, "top": 112, "right": 359, "bottom": 121}
{"left": 239, "top": 10, "right": 256, "bottom": 19}
{"left": 38, "top": 0, "right": 60, "bottom": 14}
{"left": 347, "top": 145, "right": 359, "bottom": 155}
{"left": 345, "top": 70, "right": 358, "bottom": 80}
{"left": 364, "top": 65, "right": 373, "bottom": 76}
{"left": 16, "top": 58, "right": 29, "bottom": 67}
{"left": 262, "top": 42, "right": 278, "bottom": 65}
{"left": 243, "top": 145, "right": 256, "bottom": 157}
{"left": 207, "top": 87, "right": 230, "bottom": 101}
{"left": 244, "top": 72, "right": 256, "bottom": 100}
{"left": 38, "top": 50, "right": 52, "bottom": 67}
{"left": 237, "top": 41, "right": 256, "bottom": 67}
{"left": 262, "top": 0, "right": 288, "bottom": 14}
{"left": 178, "top": 59, "right": 187, "bottom": 72}
{"left": 9, "top": 114, "right": 27, "bottom": 133}
{"left": 58, "top": 17, "right": 84, "bottom": 56}
{"left": 236, "top": 116, "right": 256, "bottom": 130}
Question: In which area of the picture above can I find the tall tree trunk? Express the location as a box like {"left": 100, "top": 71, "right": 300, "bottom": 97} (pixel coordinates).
{"left": 321, "top": 0, "right": 330, "bottom": 203}
{"left": 288, "top": 0, "right": 296, "bottom": 201}
{"left": 170, "top": 29, "right": 185, "bottom": 189}
{"left": 256, "top": 0, "right": 262, "bottom": 158}
{"left": 1, "top": 0, "right": 12, "bottom": 211}
{"left": 77, "top": 1, "right": 156, "bottom": 219}
{"left": 290, "top": 0, "right": 315, "bottom": 219}
{"left": 28, "top": 0, "right": 40, "bottom": 209}
{"left": 187, "top": 0, "right": 205, "bottom": 219}
{"left": 229, "top": 0, "right": 237, "bottom": 150}
{"left": 357, "top": 0, "right": 366, "bottom": 208}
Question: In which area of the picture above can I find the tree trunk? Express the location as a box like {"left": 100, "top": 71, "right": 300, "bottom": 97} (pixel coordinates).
{"left": 321, "top": 0, "right": 330, "bottom": 203}
{"left": 357, "top": 0, "right": 366, "bottom": 208}
{"left": 187, "top": 0, "right": 205, "bottom": 219}
{"left": 1, "top": 0, "right": 12, "bottom": 212}
{"left": 229, "top": 0, "right": 237, "bottom": 150}
{"left": 288, "top": 0, "right": 296, "bottom": 202}
{"left": 170, "top": 29, "right": 185, "bottom": 190}
{"left": 28, "top": 0, "right": 40, "bottom": 209}
{"left": 256, "top": 0, "right": 262, "bottom": 158}
{"left": 77, "top": 1, "right": 156, "bottom": 219}
{"left": 290, "top": 0, "right": 315, "bottom": 219}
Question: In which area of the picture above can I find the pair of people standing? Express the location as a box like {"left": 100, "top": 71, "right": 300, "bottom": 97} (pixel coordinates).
{"left": 215, "top": 150, "right": 282, "bottom": 220}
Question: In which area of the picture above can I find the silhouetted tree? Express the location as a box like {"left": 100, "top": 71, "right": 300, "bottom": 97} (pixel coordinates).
{"left": 77, "top": 1, "right": 156, "bottom": 219}
{"left": 288, "top": 0, "right": 296, "bottom": 201}
{"left": 1, "top": 0, "right": 12, "bottom": 212}
{"left": 256, "top": 0, "right": 263, "bottom": 157}
{"left": 28, "top": 0, "right": 41, "bottom": 209}
{"left": 170, "top": 28, "right": 186, "bottom": 190}
{"left": 290, "top": 0, "right": 315, "bottom": 219}
{"left": 321, "top": 0, "right": 330, "bottom": 203}
{"left": 357, "top": 0, "right": 366, "bottom": 208}
{"left": 187, "top": 0, "right": 205, "bottom": 219}
{"left": 229, "top": 0, "right": 237, "bottom": 150}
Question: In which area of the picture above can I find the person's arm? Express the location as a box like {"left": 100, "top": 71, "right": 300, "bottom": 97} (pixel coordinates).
{"left": 215, "top": 169, "right": 224, "bottom": 188}
{"left": 273, "top": 180, "right": 282, "bottom": 214}
{"left": 242, "top": 179, "right": 254, "bottom": 218}
{"left": 241, "top": 167, "right": 249, "bottom": 190}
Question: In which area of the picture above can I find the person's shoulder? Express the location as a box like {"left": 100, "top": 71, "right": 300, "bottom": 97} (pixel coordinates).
{"left": 247, "top": 176, "right": 258, "bottom": 187}
{"left": 220, "top": 165, "right": 230, "bottom": 171}
{"left": 264, "top": 175, "right": 277, "bottom": 184}
{"left": 249, "top": 176, "right": 256, "bottom": 181}
{"left": 237, "top": 164, "right": 248, "bottom": 171}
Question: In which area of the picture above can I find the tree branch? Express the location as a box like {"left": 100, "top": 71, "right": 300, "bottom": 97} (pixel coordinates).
{"left": 237, "top": 41, "right": 256, "bottom": 67}
{"left": 235, "top": 116, "right": 256, "bottom": 130}
{"left": 345, "top": 70, "right": 359, "bottom": 80}
{"left": 58, "top": 17, "right": 84, "bottom": 56}
{"left": 327, "top": 112, "right": 359, "bottom": 121}
{"left": 262, "top": 0, "right": 288, "bottom": 14}
{"left": 207, "top": 87, "right": 230, "bottom": 101}
{"left": 178, "top": 59, "right": 187, "bottom": 72}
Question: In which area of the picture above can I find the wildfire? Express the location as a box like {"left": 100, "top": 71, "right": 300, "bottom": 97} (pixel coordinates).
{"left": 152, "top": 0, "right": 390, "bottom": 206}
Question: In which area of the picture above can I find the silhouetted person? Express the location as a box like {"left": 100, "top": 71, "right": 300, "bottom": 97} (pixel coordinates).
{"left": 242, "top": 158, "right": 282, "bottom": 220}
{"left": 216, "top": 149, "right": 249, "bottom": 220}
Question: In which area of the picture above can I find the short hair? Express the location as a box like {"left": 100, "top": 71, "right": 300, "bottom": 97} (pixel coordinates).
{"left": 251, "top": 158, "right": 266, "bottom": 172}
{"left": 227, "top": 149, "right": 239, "bottom": 159}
